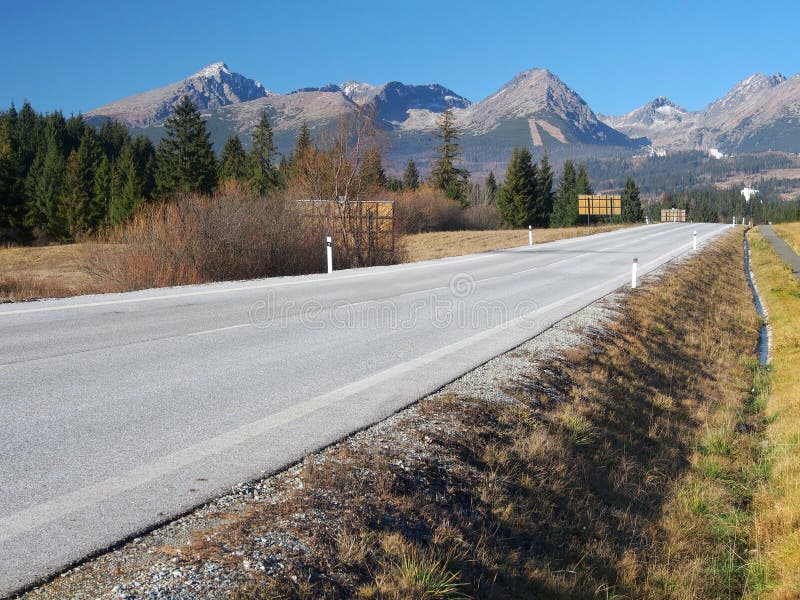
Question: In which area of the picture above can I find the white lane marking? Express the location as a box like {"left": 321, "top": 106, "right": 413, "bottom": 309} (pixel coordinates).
{"left": 0, "top": 232, "right": 722, "bottom": 541}
{"left": 0, "top": 225, "right": 676, "bottom": 317}
{"left": 187, "top": 324, "right": 251, "bottom": 337}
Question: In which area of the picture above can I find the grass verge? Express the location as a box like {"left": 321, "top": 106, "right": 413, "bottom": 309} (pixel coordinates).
{"left": 401, "top": 224, "right": 629, "bottom": 263}
{"left": 746, "top": 227, "right": 800, "bottom": 597}
{"left": 771, "top": 222, "right": 800, "bottom": 256}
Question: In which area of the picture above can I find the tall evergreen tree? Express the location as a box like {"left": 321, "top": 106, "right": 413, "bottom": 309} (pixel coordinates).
{"left": 98, "top": 120, "right": 131, "bottom": 162}
{"left": 496, "top": 146, "right": 538, "bottom": 227}
{"left": 620, "top": 176, "right": 644, "bottom": 222}
{"left": 358, "top": 148, "right": 387, "bottom": 195}
{"left": 249, "top": 111, "right": 279, "bottom": 194}
{"left": 154, "top": 96, "right": 217, "bottom": 198}
{"left": 109, "top": 145, "right": 143, "bottom": 225}
{"left": 429, "top": 108, "right": 469, "bottom": 203}
{"left": 537, "top": 153, "right": 554, "bottom": 222}
{"left": 92, "top": 154, "right": 112, "bottom": 228}
{"left": 485, "top": 170, "right": 498, "bottom": 204}
{"left": 25, "top": 123, "right": 67, "bottom": 239}
{"left": 0, "top": 113, "right": 26, "bottom": 238}
{"left": 130, "top": 135, "right": 156, "bottom": 200}
{"left": 294, "top": 121, "right": 312, "bottom": 160}
{"left": 550, "top": 160, "right": 578, "bottom": 228}
{"left": 403, "top": 159, "right": 420, "bottom": 190}
{"left": 219, "top": 135, "right": 248, "bottom": 183}
{"left": 575, "top": 162, "right": 593, "bottom": 195}
{"left": 61, "top": 129, "right": 102, "bottom": 237}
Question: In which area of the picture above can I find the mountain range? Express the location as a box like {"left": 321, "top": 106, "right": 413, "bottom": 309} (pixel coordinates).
{"left": 85, "top": 63, "right": 800, "bottom": 173}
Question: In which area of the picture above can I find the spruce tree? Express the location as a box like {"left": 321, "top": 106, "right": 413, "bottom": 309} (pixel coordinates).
{"left": 576, "top": 163, "right": 593, "bottom": 195}
{"left": 358, "top": 148, "right": 387, "bottom": 195}
{"left": 26, "top": 127, "right": 67, "bottom": 240}
{"left": 620, "top": 176, "right": 644, "bottom": 222}
{"left": 496, "top": 146, "right": 537, "bottom": 227}
{"left": 219, "top": 135, "right": 248, "bottom": 183}
{"left": 131, "top": 135, "right": 156, "bottom": 199}
{"left": 109, "top": 145, "right": 142, "bottom": 225}
{"left": 92, "top": 154, "right": 112, "bottom": 228}
{"left": 403, "top": 159, "right": 420, "bottom": 190}
{"left": 429, "top": 108, "right": 468, "bottom": 204}
{"left": 249, "top": 111, "right": 279, "bottom": 194}
{"left": 537, "top": 153, "right": 554, "bottom": 224}
{"left": 154, "top": 96, "right": 217, "bottom": 198}
{"left": 98, "top": 120, "right": 131, "bottom": 162}
{"left": 485, "top": 171, "right": 498, "bottom": 204}
{"left": 550, "top": 160, "right": 578, "bottom": 228}
{"left": 61, "top": 129, "right": 102, "bottom": 237}
{"left": 0, "top": 113, "right": 26, "bottom": 238}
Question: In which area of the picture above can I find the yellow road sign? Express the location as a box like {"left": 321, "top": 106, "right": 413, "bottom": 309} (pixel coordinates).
{"left": 578, "top": 195, "right": 621, "bottom": 216}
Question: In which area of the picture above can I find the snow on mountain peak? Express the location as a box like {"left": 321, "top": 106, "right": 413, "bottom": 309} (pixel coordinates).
{"left": 193, "top": 62, "right": 231, "bottom": 79}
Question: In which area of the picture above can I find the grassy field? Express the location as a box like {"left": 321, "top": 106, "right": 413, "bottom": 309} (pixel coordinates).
{"left": 772, "top": 222, "right": 800, "bottom": 256}
{"left": 0, "top": 224, "right": 632, "bottom": 302}
{"left": 747, "top": 227, "right": 800, "bottom": 597}
{"left": 400, "top": 224, "right": 629, "bottom": 263}
{"left": 0, "top": 243, "right": 104, "bottom": 302}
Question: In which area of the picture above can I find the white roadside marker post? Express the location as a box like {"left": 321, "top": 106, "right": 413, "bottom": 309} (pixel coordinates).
{"left": 326, "top": 236, "right": 333, "bottom": 273}
{"left": 693, "top": 230, "right": 697, "bottom": 251}
{"left": 528, "top": 225, "right": 533, "bottom": 246}
{"left": 632, "top": 258, "right": 638, "bottom": 289}
{"left": 732, "top": 215, "right": 736, "bottom": 227}
{"left": 646, "top": 215, "right": 650, "bottom": 225}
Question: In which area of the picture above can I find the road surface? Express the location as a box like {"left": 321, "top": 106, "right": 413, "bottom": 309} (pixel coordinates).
{"left": 0, "top": 223, "right": 728, "bottom": 596}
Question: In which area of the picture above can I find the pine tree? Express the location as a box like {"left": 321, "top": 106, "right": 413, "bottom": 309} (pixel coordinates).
{"left": 620, "top": 177, "right": 644, "bottom": 222}
{"left": 154, "top": 96, "right": 217, "bottom": 198}
{"left": 496, "top": 146, "right": 538, "bottom": 227}
{"left": 403, "top": 159, "right": 420, "bottom": 190}
{"left": 249, "top": 111, "right": 279, "bottom": 194}
{"left": 131, "top": 135, "right": 156, "bottom": 200}
{"left": 429, "top": 108, "right": 468, "bottom": 204}
{"left": 98, "top": 120, "right": 131, "bottom": 162}
{"left": 550, "top": 160, "right": 578, "bottom": 228}
{"left": 61, "top": 129, "right": 102, "bottom": 237}
{"left": 25, "top": 125, "right": 67, "bottom": 240}
{"left": 109, "top": 145, "right": 143, "bottom": 225}
{"left": 91, "top": 154, "right": 112, "bottom": 228}
{"left": 294, "top": 122, "right": 312, "bottom": 160}
{"left": 485, "top": 171, "right": 498, "bottom": 204}
{"left": 358, "top": 148, "right": 387, "bottom": 196}
{"left": 576, "top": 162, "right": 593, "bottom": 195}
{"left": 537, "top": 153, "right": 554, "bottom": 223}
{"left": 219, "top": 135, "right": 248, "bottom": 183}
{"left": 0, "top": 112, "right": 26, "bottom": 238}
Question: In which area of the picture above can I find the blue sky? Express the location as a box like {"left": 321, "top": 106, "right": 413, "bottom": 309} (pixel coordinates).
{"left": 2, "top": 0, "right": 798, "bottom": 116}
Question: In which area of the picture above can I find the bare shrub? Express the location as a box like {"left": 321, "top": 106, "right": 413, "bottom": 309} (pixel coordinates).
{"left": 87, "top": 189, "right": 328, "bottom": 292}
{"left": 392, "top": 187, "right": 466, "bottom": 234}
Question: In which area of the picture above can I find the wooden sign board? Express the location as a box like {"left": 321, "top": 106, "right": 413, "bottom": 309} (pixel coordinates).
{"left": 661, "top": 208, "right": 686, "bottom": 223}
{"left": 578, "top": 194, "right": 621, "bottom": 216}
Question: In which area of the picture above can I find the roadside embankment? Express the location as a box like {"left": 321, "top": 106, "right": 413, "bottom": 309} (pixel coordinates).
{"left": 18, "top": 230, "right": 768, "bottom": 599}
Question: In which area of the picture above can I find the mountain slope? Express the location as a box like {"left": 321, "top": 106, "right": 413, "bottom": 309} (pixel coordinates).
{"left": 85, "top": 62, "right": 270, "bottom": 128}
{"left": 602, "top": 73, "right": 800, "bottom": 153}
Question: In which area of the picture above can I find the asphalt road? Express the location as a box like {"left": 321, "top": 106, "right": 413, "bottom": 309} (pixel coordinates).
{"left": 0, "top": 223, "right": 728, "bottom": 596}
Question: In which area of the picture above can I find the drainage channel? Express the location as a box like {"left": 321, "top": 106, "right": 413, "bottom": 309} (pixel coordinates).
{"left": 744, "top": 233, "right": 769, "bottom": 366}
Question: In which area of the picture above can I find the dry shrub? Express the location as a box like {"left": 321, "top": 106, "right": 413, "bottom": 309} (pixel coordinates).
{"left": 87, "top": 189, "right": 328, "bottom": 292}
{"left": 393, "top": 187, "right": 467, "bottom": 234}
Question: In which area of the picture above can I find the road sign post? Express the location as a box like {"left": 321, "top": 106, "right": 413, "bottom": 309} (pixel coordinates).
{"left": 326, "top": 236, "right": 333, "bottom": 273}
{"left": 632, "top": 258, "right": 638, "bottom": 289}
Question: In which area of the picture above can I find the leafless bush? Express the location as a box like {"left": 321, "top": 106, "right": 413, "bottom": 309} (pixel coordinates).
{"left": 87, "top": 189, "right": 329, "bottom": 292}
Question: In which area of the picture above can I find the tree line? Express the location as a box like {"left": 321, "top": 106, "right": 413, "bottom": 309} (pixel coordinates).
{"left": 1, "top": 100, "right": 647, "bottom": 244}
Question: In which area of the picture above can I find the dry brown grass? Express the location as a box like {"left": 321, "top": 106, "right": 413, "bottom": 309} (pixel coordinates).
{"left": 89, "top": 231, "right": 758, "bottom": 599}
{"left": 401, "top": 224, "right": 631, "bottom": 263}
{"left": 747, "top": 228, "right": 800, "bottom": 597}
{"left": 0, "top": 243, "right": 106, "bottom": 302}
{"left": 772, "top": 222, "right": 800, "bottom": 257}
